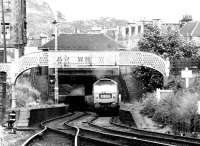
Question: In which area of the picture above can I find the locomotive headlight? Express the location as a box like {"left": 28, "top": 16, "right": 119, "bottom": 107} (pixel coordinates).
{"left": 111, "top": 103, "right": 117, "bottom": 108}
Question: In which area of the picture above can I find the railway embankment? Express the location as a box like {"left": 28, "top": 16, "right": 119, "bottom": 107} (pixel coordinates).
{"left": 120, "top": 103, "right": 171, "bottom": 133}
{"left": 0, "top": 104, "right": 69, "bottom": 146}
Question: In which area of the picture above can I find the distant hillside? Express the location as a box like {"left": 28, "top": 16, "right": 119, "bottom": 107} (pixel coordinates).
{"left": 27, "top": 0, "right": 128, "bottom": 39}
{"left": 27, "top": 0, "right": 54, "bottom": 38}
{"left": 70, "top": 17, "right": 128, "bottom": 33}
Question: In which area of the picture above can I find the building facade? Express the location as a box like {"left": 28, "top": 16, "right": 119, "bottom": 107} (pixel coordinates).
{"left": 180, "top": 21, "right": 200, "bottom": 46}
{"left": 0, "top": 0, "right": 27, "bottom": 62}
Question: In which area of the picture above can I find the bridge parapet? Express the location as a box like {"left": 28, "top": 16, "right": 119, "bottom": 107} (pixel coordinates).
{"left": 119, "top": 51, "right": 167, "bottom": 76}
{"left": 0, "top": 52, "right": 48, "bottom": 83}
{"left": 0, "top": 63, "right": 11, "bottom": 73}
{"left": 48, "top": 51, "right": 118, "bottom": 68}
{"left": 17, "top": 51, "right": 48, "bottom": 74}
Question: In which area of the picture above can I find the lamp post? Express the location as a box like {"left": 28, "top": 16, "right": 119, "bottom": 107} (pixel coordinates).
{"left": 53, "top": 19, "right": 59, "bottom": 104}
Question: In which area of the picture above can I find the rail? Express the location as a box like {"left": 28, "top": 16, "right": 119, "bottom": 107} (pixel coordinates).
{"left": 21, "top": 126, "right": 47, "bottom": 146}
{"left": 111, "top": 116, "right": 200, "bottom": 145}
{"left": 21, "top": 112, "right": 74, "bottom": 146}
{"left": 64, "top": 113, "right": 171, "bottom": 146}
{"left": 74, "top": 126, "right": 79, "bottom": 146}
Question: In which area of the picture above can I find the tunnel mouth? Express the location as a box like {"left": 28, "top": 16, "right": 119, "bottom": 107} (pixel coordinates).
{"left": 58, "top": 75, "right": 97, "bottom": 111}
{"left": 53, "top": 68, "right": 121, "bottom": 112}
{"left": 64, "top": 95, "right": 88, "bottom": 111}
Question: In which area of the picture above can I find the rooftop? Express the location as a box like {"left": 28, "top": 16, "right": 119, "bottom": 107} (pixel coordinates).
{"left": 180, "top": 21, "right": 200, "bottom": 37}
{"left": 40, "top": 33, "right": 125, "bottom": 50}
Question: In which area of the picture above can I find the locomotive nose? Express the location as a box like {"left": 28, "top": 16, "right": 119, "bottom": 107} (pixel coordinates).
{"left": 111, "top": 103, "right": 117, "bottom": 108}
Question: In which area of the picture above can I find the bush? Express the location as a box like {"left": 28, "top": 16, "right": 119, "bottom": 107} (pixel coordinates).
{"left": 152, "top": 111, "right": 169, "bottom": 125}
{"left": 141, "top": 78, "right": 200, "bottom": 132}
{"left": 15, "top": 78, "right": 40, "bottom": 107}
{"left": 140, "top": 93, "right": 157, "bottom": 118}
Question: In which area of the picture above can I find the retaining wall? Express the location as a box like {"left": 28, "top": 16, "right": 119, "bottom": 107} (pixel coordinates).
{"left": 14, "top": 104, "right": 68, "bottom": 127}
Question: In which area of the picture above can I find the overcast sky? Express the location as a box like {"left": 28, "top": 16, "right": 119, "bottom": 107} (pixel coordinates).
{"left": 44, "top": 0, "right": 200, "bottom": 22}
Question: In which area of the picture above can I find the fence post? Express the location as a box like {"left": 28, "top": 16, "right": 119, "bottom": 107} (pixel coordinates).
{"left": 156, "top": 88, "right": 160, "bottom": 103}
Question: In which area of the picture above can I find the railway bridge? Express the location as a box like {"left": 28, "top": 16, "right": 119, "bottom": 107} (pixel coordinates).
{"left": 0, "top": 34, "right": 170, "bottom": 108}
{"left": 0, "top": 50, "right": 169, "bottom": 107}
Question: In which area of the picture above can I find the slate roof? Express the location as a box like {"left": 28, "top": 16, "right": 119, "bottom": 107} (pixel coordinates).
{"left": 180, "top": 21, "right": 200, "bottom": 37}
{"left": 40, "top": 33, "right": 125, "bottom": 50}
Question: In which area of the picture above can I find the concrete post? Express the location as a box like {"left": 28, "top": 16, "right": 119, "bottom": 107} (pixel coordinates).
{"left": 128, "top": 25, "right": 132, "bottom": 37}
{"left": 181, "top": 67, "right": 192, "bottom": 88}
{"left": 156, "top": 88, "right": 160, "bottom": 103}
{"left": 53, "top": 15, "right": 59, "bottom": 104}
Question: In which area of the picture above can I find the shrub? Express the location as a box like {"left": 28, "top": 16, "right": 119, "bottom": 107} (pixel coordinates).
{"left": 140, "top": 93, "right": 157, "bottom": 118}
{"left": 152, "top": 111, "right": 169, "bottom": 125}
{"left": 15, "top": 78, "right": 40, "bottom": 107}
{"left": 141, "top": 78, "right": 200, "bottom": 132}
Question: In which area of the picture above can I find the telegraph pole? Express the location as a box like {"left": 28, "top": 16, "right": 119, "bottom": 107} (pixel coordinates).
{"left": 53, "top": 18, "right": 59, "bottom": 104}
{"left": 0, "top": 0, "right": 6, "bottom": 123}
{"left": 1, "top": 0, "right": 6, "bottom": 63}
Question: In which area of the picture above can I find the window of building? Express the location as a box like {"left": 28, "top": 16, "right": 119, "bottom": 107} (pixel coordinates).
{"left": 4, "top": 0, "right": 11, "bottom": 12}
{"left": 125, "top": 27, "right": 129, "bottom": 36}
{"left": 1, "top": 23, "right": 10, "bottom": 39}
{"left": 138, "top": 25, "right": 141, "bottom": 34}
{"left": 0, "top": 51, "right": 4, "bottom": 63}
{"left": 131, "top": 27, "right": 135, "bottom": 35}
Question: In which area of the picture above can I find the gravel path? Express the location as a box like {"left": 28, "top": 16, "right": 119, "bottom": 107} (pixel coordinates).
{"left": 0, "top": 126, "right": 35, "bottom": 146}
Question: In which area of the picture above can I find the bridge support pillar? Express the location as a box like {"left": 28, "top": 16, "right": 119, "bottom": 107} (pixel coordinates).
{"left": 11, "top": 84, "right": 16, "bottom": 108}
{"left": 163, "top": 75, "right": 170, "bottom": 87}
{"left": 54, "top": 67, "right": 59, "bottom": 104}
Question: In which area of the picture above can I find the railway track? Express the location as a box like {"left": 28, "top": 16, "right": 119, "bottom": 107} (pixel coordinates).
{"left": 108, "top": 116, "right": 200, "bottom": 146}
{"left": 22, "top": 112, "right": 86, "bottom": 146}
{"left": 22, "top": 110, "right": 200, "bottom": 146}
{"left": 22, "top": 113, "right": 72, "bottom": 146}
{"left": 64, "top": 112, "right": 172, "bottom": 146}
{"left": 22, "top": 111, "right": 173, "bottom": 146}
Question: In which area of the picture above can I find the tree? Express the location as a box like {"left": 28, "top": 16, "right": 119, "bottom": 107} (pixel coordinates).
{"left": 138, "top": 25, "right": 165, "bottom": 55}
{"left": 138, "top": 24, "right": 198, "bottom": 59}
{"left": 133, "top": 66, "right": 163, "bottom": 92}
{"left": 134, "top": 24, "right": 198, "bottom": 92}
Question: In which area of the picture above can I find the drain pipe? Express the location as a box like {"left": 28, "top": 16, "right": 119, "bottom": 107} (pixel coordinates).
{"left": 74, "top": 126, "right": 79, "bottom": 146}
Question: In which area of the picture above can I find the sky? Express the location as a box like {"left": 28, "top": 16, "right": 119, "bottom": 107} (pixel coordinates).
{"left": 44, "top": 0, "right": 200, "bottom": 22}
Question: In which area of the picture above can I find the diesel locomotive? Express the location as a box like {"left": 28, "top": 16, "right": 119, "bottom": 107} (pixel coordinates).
{"left": 85, "top": 78, "right": 121, "bottom": 112}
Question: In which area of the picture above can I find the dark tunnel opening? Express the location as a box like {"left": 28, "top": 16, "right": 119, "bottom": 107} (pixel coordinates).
{"left": 58, "top": 75, "right": 97, "bottom": 110}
